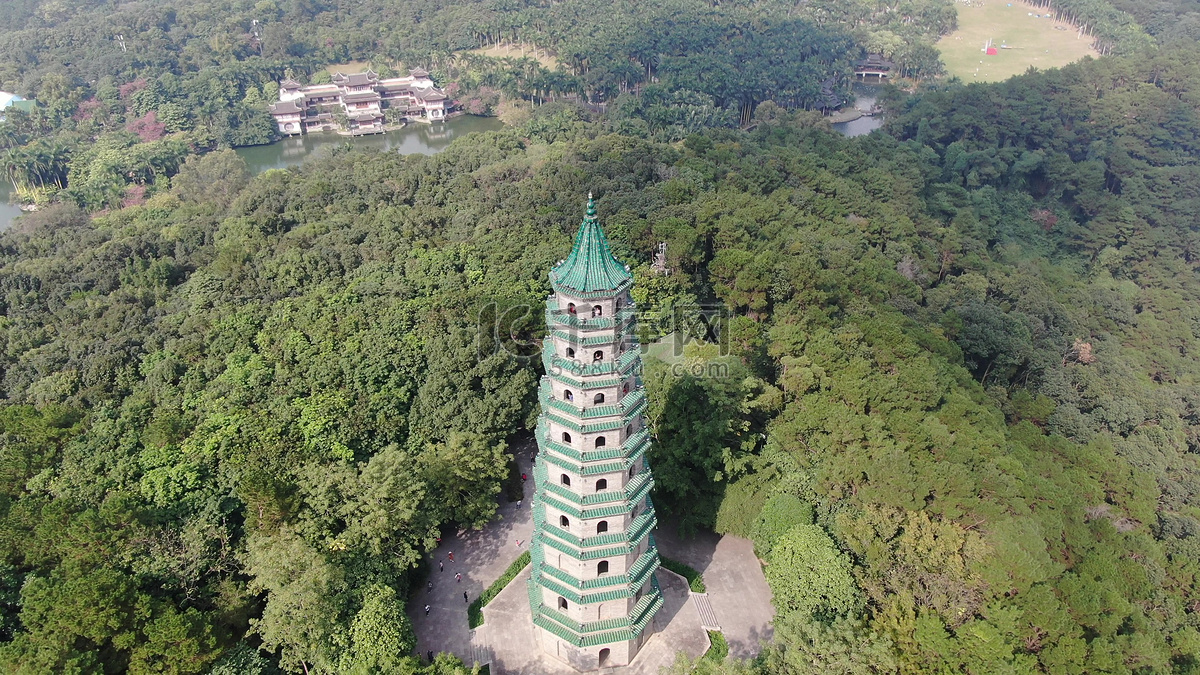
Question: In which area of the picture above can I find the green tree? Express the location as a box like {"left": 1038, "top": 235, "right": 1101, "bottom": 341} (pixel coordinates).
{"left": 421, "top": 432, "right": 511, "bottom": 529}
{"left": 172, "top": 149, "right": 250, "bottom": 207}
{"left": 751, "top": 493, "right": 814, "bottom": 557}
{"left": 245, "top": 530, "right": 346, "bottom": 674}
{"left": 761, "top": 615, "right": 898, "bottom": 675}
{"left": 340, "top": 584, "right": 417, "bottom": 674}
{"left": 766, "top": 524, "right": 861, "bottom": 621}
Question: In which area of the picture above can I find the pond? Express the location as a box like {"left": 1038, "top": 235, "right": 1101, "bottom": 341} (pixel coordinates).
{"left": 0, "top": 183, "right": 22, "bottom": 232}
{"left": 832, "top": 83, "right": 885, "bottom": 138}
{"left": 0, "top": 115, "right": 506, "bottom": 232}
{"left": 234, "top": 115, "right": 506, "bottom": 175}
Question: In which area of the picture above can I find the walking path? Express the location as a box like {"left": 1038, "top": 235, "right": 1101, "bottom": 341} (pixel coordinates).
{"left": 409, "top": 440, "right": 776, "bottom": 671}
{"left": 408, "top": 441, "right": 537, "bottom": 664}
{"left": 653, "top": 525, "right": 775, "bottom": 659}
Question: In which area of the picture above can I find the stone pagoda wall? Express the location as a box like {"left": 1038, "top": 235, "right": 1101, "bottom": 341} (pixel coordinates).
{"left": 527, "top": 279, "right": 664, "bottom": 671}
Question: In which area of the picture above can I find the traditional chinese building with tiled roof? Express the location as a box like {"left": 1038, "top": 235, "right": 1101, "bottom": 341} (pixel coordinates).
{"left": 269, "top": 67, "right": 449, "bottom": 136}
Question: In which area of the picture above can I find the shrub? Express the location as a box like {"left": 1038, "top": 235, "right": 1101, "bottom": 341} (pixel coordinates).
{"left": 468, "top": 551, "right": 530, "bottom": 628}
{"left": 766, "top": 524, "right": 860, "bottom": 621}
{"left": 714, "top": 472, "right": 773, "bottom": 537}
{"left": 703, "top": 630, "right": 729, "bottom": 662}
{"left": 751, "top": 492, "right": 813, "bottom": 558}
{"left": 659, "top": 556, "right": 706, "bottom": 593}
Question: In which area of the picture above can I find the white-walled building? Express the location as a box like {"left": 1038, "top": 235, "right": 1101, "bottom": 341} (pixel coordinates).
{"left": 268, "top": 68, "right": 449, "bottom": 135}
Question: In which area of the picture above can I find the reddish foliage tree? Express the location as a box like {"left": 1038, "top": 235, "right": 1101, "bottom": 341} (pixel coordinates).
{"left": 119, "top": 78, "right": 147, "bottom": 99}
{"left": 121, "top": 184, "right": 147, "bottom": 208}
{"left": 73, "top": 98, "right": 102, "bottom": 122}
{"left": 126, "top": 111, "right": 166, "bottom": 142}
{"left": 1031, "top": 208, "right": 1058, "bottom": 231}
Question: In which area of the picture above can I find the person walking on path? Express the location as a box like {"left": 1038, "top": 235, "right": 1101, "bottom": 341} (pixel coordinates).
{"left": 448, "top": 551, "right": 454, "bottom": 562}
{"left": 516, "top": 499, "right": 521, "bottom": 509}
{"left": 463, "top": 591, "right": 469, "bottom": 603}
{"left": 455, "top": 572, "right": 462, "bottom": 583}
{"left": 521, "top": 472, "right": 527, "bottom": 482}
{"left": 427, "top": 581, "right": 433, "bottom": 593}
{"left": 439, "top": 561, "right": 443, "bottom": 572}
{"left": 427, "top": 651, "right": 433, "bottom": 662}
{"left": 424, "top": 604, "right": 430, "bottom": 616}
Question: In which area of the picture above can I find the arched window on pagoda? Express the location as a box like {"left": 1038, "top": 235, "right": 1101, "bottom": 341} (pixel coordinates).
{"left": 625, "top": 425, "right": 632, "bottom": 438}
{"left": 595, "top": 436, "right": 606, "bottom": 448}
{"left": 567, "top": 303, "right": 576, "bottom": 314}
{"left": 592, "top": 305, "right": 603, "bottom": 317}
{"left": 565, "top": 347, "right": 575, "bottom": 358}
{"left": 596, "top": 479, "right": 608, "bottom": 491}
{"left": 564, "top": 389, "right": 574, "bottom": 402}
{"left": 560, "top": 515, "right": 570, "bottom": 528}
{"left": 593, "top": 350, "right": 603, "bottom": 362}
{"left": 559, "top": 597, "right": 569, "bottom": 610}
{"left": 560, "top": 473, "right": 571, "bottom": 486}
{"left": 597, "top": 520, "right": 609, "bottom": 533}
{"left": 562, "top": 432, "right": 572, "bottom": 443}
{"left": 597, "top": 561, "right": 609, "bottom": 575}
{"left": 629, "top": 464, "right": 636, "bottom": 477}
{"left": 622, "top": 382, "right": 630, "bottom": 394}
{"left": 593, "top": 393, "right": 605, "bottom": 404}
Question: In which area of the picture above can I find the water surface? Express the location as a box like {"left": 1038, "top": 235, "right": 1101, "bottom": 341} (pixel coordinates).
{"left": 832, "top": 83, "right": 885, "bottom": 138}
{"left": 0, "top": 183, "right": 23, "bottom": 232}
{"left": 235, "top": 115, "right": 506, "bottom": 175}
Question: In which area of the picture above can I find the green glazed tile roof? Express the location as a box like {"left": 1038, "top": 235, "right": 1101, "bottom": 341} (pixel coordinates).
{"left": 528, "top": 579, "right": 663, "bottom": 645}
{"left": 544, "top": 306, "right": 637, "bottom": 331}
{"left": 550, "top": 195, "right": 632, "bottom": 295}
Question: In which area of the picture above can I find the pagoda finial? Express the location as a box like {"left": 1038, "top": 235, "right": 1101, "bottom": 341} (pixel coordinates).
{"left": 549, "top": 192, "right": 630, "bottom": 294}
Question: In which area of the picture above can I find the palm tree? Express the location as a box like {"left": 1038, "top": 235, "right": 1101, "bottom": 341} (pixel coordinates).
{"left": 0, "top": 125, "right": 22, "bottom": 151}
{"left": 1, "top": 147, "right": 25, "bottom": 192}
{"left": 43, "top": 140, "right": 72, "bottom": 189}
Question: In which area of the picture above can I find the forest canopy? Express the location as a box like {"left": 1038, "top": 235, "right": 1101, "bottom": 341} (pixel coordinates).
{"left": 1, "top": 0, "right": 1200, "bottom": 674}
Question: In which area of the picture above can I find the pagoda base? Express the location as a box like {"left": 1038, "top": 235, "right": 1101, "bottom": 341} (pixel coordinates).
{"left": 534, "top": 622, "right": 653, "bottom": 671}
{"left": 478, "top": 568, "right": 705, "bottom": 674}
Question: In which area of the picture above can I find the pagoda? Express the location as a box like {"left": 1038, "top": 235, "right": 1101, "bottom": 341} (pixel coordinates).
{"left": 528, "top": 194, "right": 664, "bottom": 670}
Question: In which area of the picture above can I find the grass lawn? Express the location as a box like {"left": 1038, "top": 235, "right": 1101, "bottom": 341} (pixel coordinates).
{"left": 936, "top": 0, "right": 1097, "bottom": 82}
{"left": 643, "top": 332, "right": 688, "bottom": 365}
{"left": 323, "top": 60, "right": 372, "bottom": 75}
{"left": 468, "top": 43, "right": 560, "bottom": 70}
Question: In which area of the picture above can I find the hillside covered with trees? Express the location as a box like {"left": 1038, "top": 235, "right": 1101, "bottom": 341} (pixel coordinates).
{"left": 0, "top": 30, "right": 1199, "bottom": 672}
{"left": 2, "top": 0, "right": 1200, "bottom": 673}
{"left": 4, "top": 0, "right": 1196, "bottom": 214}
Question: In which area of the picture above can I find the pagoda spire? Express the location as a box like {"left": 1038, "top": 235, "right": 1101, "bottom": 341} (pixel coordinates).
{"left": 550, "top": 194, "right": 632, "bottom": 296}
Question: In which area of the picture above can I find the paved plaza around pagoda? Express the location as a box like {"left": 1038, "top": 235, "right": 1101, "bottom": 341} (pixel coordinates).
{"left": 408, "top": 440, "right": 776, "bottom": 673}
{"left": 479, "top": 566, "right": 705, "bottom": 674}
{"left": 653, "top": 525, "right": 775, "bottom": 659}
